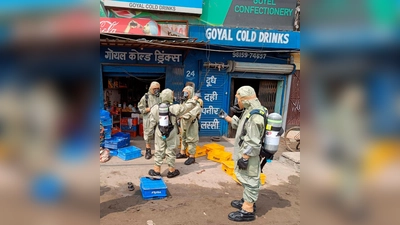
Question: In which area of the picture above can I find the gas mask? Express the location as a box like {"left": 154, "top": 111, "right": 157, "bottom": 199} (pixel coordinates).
{"left": 180, "top": 91, "right": 189, "bottom": 103}
{"left": 153, "top": 88, "right": 160, "bottom": 97}
{"left": 230, "top": 97, "right": 244, "bottom": 117}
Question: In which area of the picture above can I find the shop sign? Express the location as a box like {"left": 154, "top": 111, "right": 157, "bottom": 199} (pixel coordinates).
{"left": 100, "top": 47, "right": 183, "bottom": 65}
{"left": 102, "top": 0, "right": 203, "bottom": 15}
{"left": 100, "top": 18, "right": 187, "bottom": 37}
{"left": 200, "top": 0, "right": 297, "bottom": 30}
{"left": 190, "top": 25, "right": 300, "bottom": 50}
{"left": 100, "top": 0, "right": 296, "bottom": 30}
{"left": 198, "top": 73, "right": 227, "bottom": 134}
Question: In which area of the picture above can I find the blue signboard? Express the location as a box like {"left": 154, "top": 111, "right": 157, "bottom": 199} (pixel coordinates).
{"left": 100, "top": 47, "right": 184, "bottom": 65}
{"left": 190, "top": 25, "right": 300, "bottom": 50}
{"left": 198, "top": 71, "right": 229, "bottom": 137}
{"left": 103, "top": 0, "right": 203, "bottom": 14}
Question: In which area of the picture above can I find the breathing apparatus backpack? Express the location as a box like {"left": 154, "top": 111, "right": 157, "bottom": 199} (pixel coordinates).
{"left": 239, "top": 108, "right": 284, "bottom": 172}
{"left": 145, "top": 93, "right": 149, "bottom": 108}
{"left": 158, "top": 103, "right": 177, "bottom": 140}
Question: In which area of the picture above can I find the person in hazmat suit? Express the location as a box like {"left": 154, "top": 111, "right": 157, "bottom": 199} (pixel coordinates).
{"left": 218, "top": 86, "right": 266, "bottom": 222}
{"left": 176, "top": 86, "right": 203, "bottom": 165}
{"left": 138, "top": 81, "right": 161, "bottom": 159}
{"left": 147, "top": 88, "right": 201, "bottom": 178}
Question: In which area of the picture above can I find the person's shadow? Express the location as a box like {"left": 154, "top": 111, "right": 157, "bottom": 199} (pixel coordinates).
{"left": 100, "top": 186, "right": 146, "bottom": 218}
{"left": 255, "top": 189, "right": 291, "bottom": 217}
{"left": 100, "top": 186, "right": 111, "bottom": 196}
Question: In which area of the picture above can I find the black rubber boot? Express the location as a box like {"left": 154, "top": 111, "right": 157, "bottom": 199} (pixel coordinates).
{"left": 176, "top": 152, "right": 188, "bottom": 159}
{"left": 148, "top": 169, "right": 161, "bottom": 176}
{"left": 231, "top": 199, "right": 256, "bottom": 212}
{"left": 184, "top": 157, "right": 195, "bottom": 165}
{"left": 228, "top": 209, "right": 255, "bottom": 222}
{"left": 167, "top": 169, "right": 180, "bottom": 178}
{"left": 145, "top": 148, "right": 152, "bottom": 160}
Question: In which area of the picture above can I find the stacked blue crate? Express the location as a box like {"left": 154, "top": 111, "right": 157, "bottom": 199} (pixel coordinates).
{"left": 109, "top": 150, "right": 118, "bottom": 156}
{"left": 100, "top": 110, "right": 112, "bottom": 141}
{"left": 120, "top": 125, "right": 130, "bottom": 132}
{"left": 140, "top": 177, "right": 168, "bottom": 200}
{"left": 103, "top": 126, "right": 112, "bottom": 140}
{"left": 117, "top": 146, "right": 142, "bottom": 160}
{"left": 104, "top": 132, "right": 130, "bottom": 149}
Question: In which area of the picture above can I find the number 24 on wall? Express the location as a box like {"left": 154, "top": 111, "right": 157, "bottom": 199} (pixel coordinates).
{"left": 186, "top": 70, "right": 195, "bottom": 78}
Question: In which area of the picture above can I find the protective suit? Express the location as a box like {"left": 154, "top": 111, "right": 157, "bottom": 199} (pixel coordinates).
{"left": 138, "top": 81, "right": 161, "bottom": 159}
{"left": 222, "top": 86, "right": 266, "bottom": 222}
{"left": 146, "top": 89, "right": 201, "bottom": 178}
{"left": 176, "top": 86, "right": 203, "bottom": 165}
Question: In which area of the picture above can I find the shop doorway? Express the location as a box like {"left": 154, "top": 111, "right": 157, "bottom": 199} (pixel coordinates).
{"left": 102, "top": 74, "right": 165, "bottom": 135}
{"left": 286, "top": 70, "right": 300, "bottom": 129}
{"left": 103, "top": 75, "right": 165, "bottom": 110}
{"left": 228, "top": 78, "right": 278, "bottom": 138}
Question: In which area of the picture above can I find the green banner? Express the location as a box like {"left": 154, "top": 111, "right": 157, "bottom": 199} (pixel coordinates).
{"left": 100, "top": 0, "right": 297, "bottom": 30}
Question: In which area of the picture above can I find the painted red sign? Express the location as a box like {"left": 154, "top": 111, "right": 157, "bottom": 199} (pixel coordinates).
{"left": 100, "top": 18, "right": 186, "bottom": 37}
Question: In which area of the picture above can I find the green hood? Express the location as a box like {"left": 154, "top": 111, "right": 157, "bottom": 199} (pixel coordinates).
{"left": 160, "top": 88, "right": 174, "bottom": 103}
{"left": 237, "top": 86, "right": 261, "bottom": 110}
{"left": 183, "top": 86, "right": 194, "bottom": 99}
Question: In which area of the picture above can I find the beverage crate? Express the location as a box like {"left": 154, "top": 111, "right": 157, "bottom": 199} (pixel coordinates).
{"left": 117, "top": 146, "right": 141, "bottom": 161}
{"left": 109, "top": 150, "right": 118, "bottom": 157}
{"left": 112, "top": 132, "right": 130, "bottom": 139}
{"left": 221, "top": 160, "right": 235, "bottom": 176}
{"left": 207, "top": 150, "right": 232, "bottom": 163}
{"left": 120, "top": 125, "right": 137, "bottom": 132}
{"left": 140, "top": 177, "right": 167, "bottom": 200}
{"left": 120, "top": 125, "right": 130, "bottom": 131}
{"left": 121, "top": 118, "right": 129, "bottom": 126}
{"left": 100, "top": 109, "right": 110, "bottom": 120}
{"left": 100, "top": 118, "right": 112, "bottom": 127}
{"left": 203, "top": 142, "right": 225, "bottom": 153}
{"left": 111, "top": 127, "right": 121, "bottom": 135}
{"left": 185, "top": 146, "right": 207, "bottom": 158}
{"left": 131, "top": 125, "right": 137, "bottom": 131}
{"left": 232, "top": 173, "right": 241, "bottom": 185}
{"left": 103, "top": 125, "right": 112, "bottom": 140}
{"left": 231, "top": 173, "right": 266, "bottom": 185}
{"left": 139, "top": 124, "right": 144, "bottom": 136}
{"left": 261, "top": 173, "right": 266, "bottom": 185}
{"left": 129, "top": 131, "right": 137, "bottom": 137}
{"left": 104, "top": 132, "right": 130, "bottom": 149}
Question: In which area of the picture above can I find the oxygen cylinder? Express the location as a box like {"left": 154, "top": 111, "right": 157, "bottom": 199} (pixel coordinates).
{"left": 159, "top": 103, "right": 169, "bottom": 127}
{"left": 263, "top": 113, "right": 283, "bottom": 154}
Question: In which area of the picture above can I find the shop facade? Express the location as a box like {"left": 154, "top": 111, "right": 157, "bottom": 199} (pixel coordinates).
{"left": 99, "top": 0, "right": 300, "bottom": 137}
{"left": 181, "top": 26, "right": 300, "bottom": 137}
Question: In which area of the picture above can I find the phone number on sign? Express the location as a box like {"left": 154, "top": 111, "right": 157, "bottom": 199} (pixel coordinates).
{"left": 232, "top": 52, "right": 267, "bottom": 59}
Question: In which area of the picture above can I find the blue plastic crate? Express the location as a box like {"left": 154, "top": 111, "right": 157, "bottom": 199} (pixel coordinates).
{"left": 112, "top": 132, "right": 130, "bottom": 139}
{"left": 103, "top": 126, "right": 112, "bottom": 140}
{"left": 105, "top": 133, "right": 111, "bottom": 140}
{"left": 120, "top": 125, "right": 130, "bottom": 132}
{"left": 100, "top": 109, "right": 110, "bottom": 120}
{"left": 104, "top": 133, "right": 130, "bottom": 149}
{"left": 140, "top": 177, "right": 167, "bottom": 200}
{"left": 117, "top": 146, "right": 141, "bottom": 161}
{"left": 101, "top": 118, "right": 112, "bottom": 127}
{"left": 109, "top": 150, "right": 118, "bottom": 157}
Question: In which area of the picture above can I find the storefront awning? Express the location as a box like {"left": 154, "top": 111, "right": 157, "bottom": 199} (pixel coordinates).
{"left": 100, "top": 33, "right": 206, "bottom": 49}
